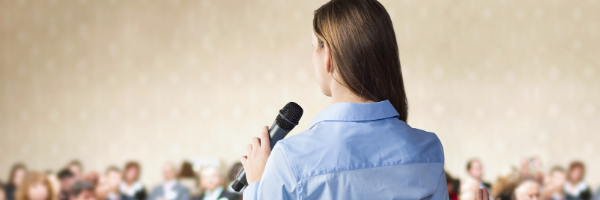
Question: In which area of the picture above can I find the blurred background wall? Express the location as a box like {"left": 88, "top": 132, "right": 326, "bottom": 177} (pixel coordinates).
{"left": 0, "top": 0, "right": 598, "bottom": 187}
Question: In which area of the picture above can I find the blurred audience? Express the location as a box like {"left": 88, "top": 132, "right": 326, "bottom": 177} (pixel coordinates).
{"left": 57, "top": 170, "right": 75, "bottom": 200}
{"left": 467, "top": 159, "right": 492, "bottom": 190}
{"left": 2, "top": 158, "right": 597, "bottom": 200}
{"left": 147, "top": 163, "right": 189, "bottom": 200}
{"left": 119, "top": 162, "right": 146, "bottom": 200}
{"left": 5, "top": 163, "right": 27, "bottom": 200}
{"left": 15, "top": 172, "right": 56, "bottom": 200}
{"left": 515, "top": 180, "right": 541, "bottom": 200}
{"left": 192, "top": 166, "right": 238, "bottom": 200}
{"left": 68, "top": 181, "right": 95, "bottom": 200}
{"left": 565, "top": 161, "right": 591, "bottom": 200}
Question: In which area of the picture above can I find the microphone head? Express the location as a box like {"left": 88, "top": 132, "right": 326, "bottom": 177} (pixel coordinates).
{"left": 275, "top": 102, "right": 304, "bottom": 130}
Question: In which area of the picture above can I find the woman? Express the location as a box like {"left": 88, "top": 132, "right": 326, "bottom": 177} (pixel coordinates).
{"left": 239, "top": 0, "right": 447, "bottom": 199}
{"left": 564, "top": 161, "right": 591, "bottom": 200}
{"left": 119, "top": 162, "right": 147, "bottom": 200}
{"left": 15, "top": 172, "right": 56, "bottom": 200}
{"left": 5, "top": 164, "right": 27, "bottom": 200}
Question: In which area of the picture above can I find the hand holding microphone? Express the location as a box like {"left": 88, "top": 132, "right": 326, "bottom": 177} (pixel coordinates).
{"left": 240, "top": 126, "right": 272, "bottom": 183}
{"left": 232, "top": 102, "right": 303, "bottom": 192}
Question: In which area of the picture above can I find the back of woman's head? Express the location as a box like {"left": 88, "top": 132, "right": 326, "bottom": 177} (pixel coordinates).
{"left": 313, "top": 0, "right": 408, "bottom": 121}
{"left": 16, "top": 172, "right": 56, "bottom": 200}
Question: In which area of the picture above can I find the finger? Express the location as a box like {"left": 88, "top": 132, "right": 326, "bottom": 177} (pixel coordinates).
{"left": 247, "top": 144, "right": 252, "bottom": 155}
{"left": 482, "top": 188, "right": 489, "bottom": 199}
{"left": 496, "top": 198, "right": 502, "bottom": 200}
{"left": 240, "top": 156, "right": 248, "bottom": 166}
{"left": 477, "top": 189, "right": 483, "bottom": 200}
{"left": 252, "top": 137, "right": 261, "bottom": 149}
{"left": 261, "top": 126, "right": 270, "bottom": 150}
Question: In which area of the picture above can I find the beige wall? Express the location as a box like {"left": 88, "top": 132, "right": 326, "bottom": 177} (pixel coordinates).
{"left": 0, "top": 0, "right": 599, "bottom": 188}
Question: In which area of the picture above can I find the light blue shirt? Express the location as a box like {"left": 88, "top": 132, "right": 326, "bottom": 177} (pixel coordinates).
{"left": 243, "top": 100, "right": 449, "bottom": 200}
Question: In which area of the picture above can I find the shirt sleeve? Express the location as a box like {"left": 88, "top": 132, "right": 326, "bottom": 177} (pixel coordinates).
{"left": 243, "top": 142, "right": 298, "bottom": 200}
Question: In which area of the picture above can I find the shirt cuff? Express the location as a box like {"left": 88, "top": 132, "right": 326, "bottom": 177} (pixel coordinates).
{"left": 242, "top": 181, "right": 260, "bottom": 200}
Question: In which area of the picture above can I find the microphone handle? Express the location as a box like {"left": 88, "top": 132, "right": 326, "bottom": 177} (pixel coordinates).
{"left": 231, "top": 121, "right": 292, "bottom": 192}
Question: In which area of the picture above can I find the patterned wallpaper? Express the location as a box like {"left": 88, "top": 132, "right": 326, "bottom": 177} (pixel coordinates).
{"left": 0, "top": 0, "right": 599, "bottom": 187}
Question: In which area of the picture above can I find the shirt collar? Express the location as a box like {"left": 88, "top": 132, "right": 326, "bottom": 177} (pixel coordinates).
{"left": 308, "top": 100, "right": 400, "bottom": 130}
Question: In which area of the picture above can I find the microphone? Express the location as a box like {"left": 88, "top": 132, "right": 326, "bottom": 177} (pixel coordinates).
{"left": 231, "top": 102, "right": 304, "bottom": 192}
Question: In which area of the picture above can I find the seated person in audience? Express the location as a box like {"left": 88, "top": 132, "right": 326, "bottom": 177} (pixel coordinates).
{"left": 69, "top": 181, "right": 96, "bottom": 200}
{"left": 66, "top": 161, "right": 84, "bottom": 180}
{"left": 148, "top": 163, "right": 189, "bottom": 200}
{"left": 192, "top": 166, "right": 238, "bottom": 200}
{"left": 178, "top": 162, "right": 198, "bottom": 196}
{"left": 15, "top": 171, "right": 56, "bottom": 200}
{"left": 514, "top": 180, "right": 541, "bottom": 200}
{"left": 58, "top": 169, "right": 76, "bottom": 200}
{"left": 564, "top": 161, "right": 591, "bottom": 200}
{"left": 467, "top": 159, "right": 492, "bottom": 189}
{"left": 119, "top": 162, "right": 146, "bottom": 200}
{"left": 542, "top": 166, "right": 567, "bottom": 200}
{"left": 95, "top": 167, "right": 121, "bottom": 200}
{"left": 5, "top": 163, "right": 27, "bottom": 200}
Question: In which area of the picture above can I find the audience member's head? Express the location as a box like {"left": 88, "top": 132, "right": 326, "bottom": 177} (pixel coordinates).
{"left": 15, "top": 172, "right": 56, "bottom": 200}
{"left": 82, "top": 172, "right": 99, "bottom": 186}
{"left": 567, "top": 161, "right": 585, "bottom": 184}
{"left": 8, "top": 163, "right": 28, "bottom": 187}
{"left": 228, "top": 163, "right": 243, "bottom": 182}
{"left": 123, "top": 162, "right": 141, "bottom": 184}
{"left": 178, "top": 161, "right": 195, "bottom": 179}
{"left": 466, "top": 159, "right": 484, "bottom": 181}
{"left": 514, "top": 180, "right": 540, "bottom": 200}
{"left": 199, "top": 166, "right": 224, "bottom": 193}
{"left": 104, "top": 166, "right": 122, "bottom": 187}
{"left": 161, "top": 162, "right": 178, "bottom": 182}
{"left": 45, "top": 174, "right": 61, "bottom": 198}
{"left": 57, "top": 169, "right": 75, "bottom": 193}
{"left": 66, "top": 161, "right": 84, "bottom": 180}
{"left": 491, "top": 166, "right": 521, "bottom": 199}
{"left": 68, "top": 181, "right": 96, "bottom": 200}
{"left": 549, "top": 166, "right": 566, "bottom": 187}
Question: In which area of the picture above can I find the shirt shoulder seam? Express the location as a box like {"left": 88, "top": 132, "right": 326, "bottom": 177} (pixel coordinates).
{"left": 279, "top": 141, "right": 300, "bottom": 182}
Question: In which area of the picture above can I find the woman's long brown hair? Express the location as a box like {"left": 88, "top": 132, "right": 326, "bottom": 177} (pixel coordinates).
{"left": 16, "top": 171, "right": 57, "bottom": 200}
{"left": 313, "top": 0, "right": 408, "bottom": 122}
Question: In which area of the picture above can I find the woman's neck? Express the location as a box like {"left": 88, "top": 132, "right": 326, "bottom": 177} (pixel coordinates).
{"left": 330, "top": 80, "right": 373, "bottom": 104}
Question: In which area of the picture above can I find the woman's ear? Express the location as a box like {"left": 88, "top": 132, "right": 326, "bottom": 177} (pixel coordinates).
{"left": 324, "top": 43, "right": 332, "bottom": 73}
